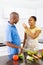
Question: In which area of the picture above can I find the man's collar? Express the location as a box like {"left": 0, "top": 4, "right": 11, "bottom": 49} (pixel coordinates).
{"left": 8, "top": 21, "right": 15, "bottom": 27}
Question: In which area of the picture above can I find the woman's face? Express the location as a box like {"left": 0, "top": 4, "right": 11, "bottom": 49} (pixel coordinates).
{"left": 28, "top": 17, "right": 36, "bottom": 26}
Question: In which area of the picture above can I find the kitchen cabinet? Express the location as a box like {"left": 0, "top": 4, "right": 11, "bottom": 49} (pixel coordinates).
{"left": 0, "top": 46, "right": 9, "bottom": 56}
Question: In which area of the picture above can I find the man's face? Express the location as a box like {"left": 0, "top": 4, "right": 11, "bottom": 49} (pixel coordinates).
{"left": 14, "top": 15, "right": 19, "bottom": 24}
{"left": 10, "top": 14, "right": 19, "bottom": 24}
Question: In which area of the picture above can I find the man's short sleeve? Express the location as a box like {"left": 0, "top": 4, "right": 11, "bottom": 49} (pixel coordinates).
{"left": 5, "top": 28, "right": 12, "bottom": 42}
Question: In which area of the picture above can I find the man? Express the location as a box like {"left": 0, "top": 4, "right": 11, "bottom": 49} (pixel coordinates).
{"left": 5, "top": 12, "right": 22, "bottom": 59}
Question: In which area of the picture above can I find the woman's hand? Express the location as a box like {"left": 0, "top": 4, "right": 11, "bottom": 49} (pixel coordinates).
{"left": 19, "top": 46, "right": 24, "bottom": 54}
{"left": 22, "top": 23, "right": 31, "bottom": 34}
{"left": 23, "top": 23, "right": 28, "bottom": 29}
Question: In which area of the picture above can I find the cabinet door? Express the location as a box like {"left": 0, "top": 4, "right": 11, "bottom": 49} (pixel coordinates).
{"left": 36, "top": 8, "right": 43, "bottom": 40}
{"left": 36, "top": 8, "right": 43, "bottom": 27}
{"left": 0, "top": 46, "right": 9, "bottom": 56}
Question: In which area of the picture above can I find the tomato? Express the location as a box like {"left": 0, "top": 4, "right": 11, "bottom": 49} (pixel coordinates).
{"left": 13, "top": 55, "right": 19, "bottom": 61}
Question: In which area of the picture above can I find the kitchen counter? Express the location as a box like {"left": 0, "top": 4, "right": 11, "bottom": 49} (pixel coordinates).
{"left": 0, "top": 41, "right": 43, "bottom": 47}
{"left": 0, "top": 54, "right": 43, "bottom": 65}
{"left": 0, "top": 43, "right": 6, "bottom": 47}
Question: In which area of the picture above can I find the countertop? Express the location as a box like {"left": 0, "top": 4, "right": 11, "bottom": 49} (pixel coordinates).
{"left": 0, "top": 54, "right": 43, "bottom": 65}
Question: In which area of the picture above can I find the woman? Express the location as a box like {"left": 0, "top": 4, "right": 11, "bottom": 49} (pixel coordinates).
{"left": 23, "top": 16, "right": 41, "bottom": 50}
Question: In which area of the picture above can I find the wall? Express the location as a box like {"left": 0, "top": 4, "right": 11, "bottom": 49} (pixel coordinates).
{"left": 0, "top": 0, "right": 43, "bottom": 42}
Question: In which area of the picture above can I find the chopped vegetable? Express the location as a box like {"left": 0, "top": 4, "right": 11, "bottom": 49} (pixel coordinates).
{"left": 32, "top": 54, "right": 39, "bottom": 60}
{"left": 37, "top": 54, "right": 42, "bottom": 58}
{"left": 26, "top": 55, "right": 34, "bottom": 61}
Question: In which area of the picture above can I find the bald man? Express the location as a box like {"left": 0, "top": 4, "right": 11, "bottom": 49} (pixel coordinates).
{"left": 5, "top": 12, "right": 22, "bottom": 59}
